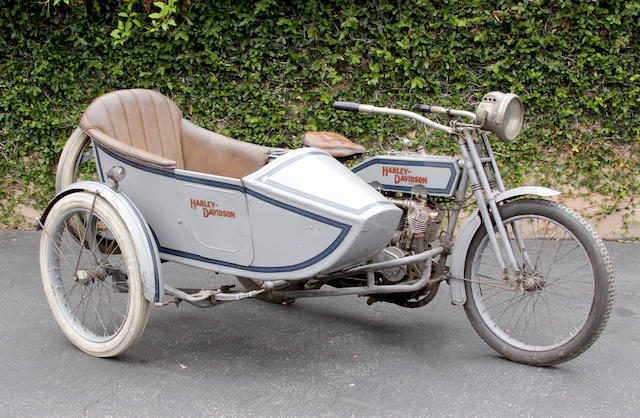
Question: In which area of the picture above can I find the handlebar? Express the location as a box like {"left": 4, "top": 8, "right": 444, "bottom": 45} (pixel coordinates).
{"left": 412, "top": 104, "right": 477, "bottom": 121}
{"left": 333, "top": 101, "right": 361, "bottom": 112}
{"left": 333, "top": 101, "right": 457, "bottom": 135}
{"left": 412, "top": 104, "right": 434, "bottom": 114}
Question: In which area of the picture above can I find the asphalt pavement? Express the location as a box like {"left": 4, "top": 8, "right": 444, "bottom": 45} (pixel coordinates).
{"left": 1, "top": 229, "right": 638, "bottom": 417}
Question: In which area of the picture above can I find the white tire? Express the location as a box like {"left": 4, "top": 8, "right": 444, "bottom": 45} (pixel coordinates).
{"left": 40, "top": 191, "right": 150, "bottom": 357}
{"left": 56, "top": 127, "right": 92, "bottom": 192}
{"left": 463, "top": 199, "right": 614, "bottom": 366}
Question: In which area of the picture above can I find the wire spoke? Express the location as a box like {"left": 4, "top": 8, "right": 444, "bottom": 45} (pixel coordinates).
{"left": 45, "top": 204, "right": 131, "bottom": 341}
{"left": 469, "top": 209, "right": 596, "bottom": 351}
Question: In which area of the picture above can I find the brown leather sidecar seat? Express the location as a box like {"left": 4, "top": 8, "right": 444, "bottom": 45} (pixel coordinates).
{"left": 79, "top": 89, "right": 269, "bottom": 179}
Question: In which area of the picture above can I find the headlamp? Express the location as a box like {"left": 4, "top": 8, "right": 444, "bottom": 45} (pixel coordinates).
{"left": 475, "top": 92, "right": 524, "bottom": 142}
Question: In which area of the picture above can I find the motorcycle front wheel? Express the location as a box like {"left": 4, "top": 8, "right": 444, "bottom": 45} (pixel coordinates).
{"left": 463, "top": 199, "right": 614, "bottom": 366}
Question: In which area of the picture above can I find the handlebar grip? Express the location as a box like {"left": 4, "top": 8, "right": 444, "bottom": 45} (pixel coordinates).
{"left": 412, "top": 104, "right": 433, "bottom": 114}
{"left": 333, "top": 101, "right": 361, "bottom": 112}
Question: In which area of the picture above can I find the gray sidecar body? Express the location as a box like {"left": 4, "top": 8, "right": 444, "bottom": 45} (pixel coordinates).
{"left": 78, "top": 89, "right": 401, "bottom": 283}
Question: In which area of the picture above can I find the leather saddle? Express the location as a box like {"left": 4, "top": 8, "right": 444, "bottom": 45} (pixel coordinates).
{"left": 301, "top": 131, "right": 366, "bottom": 159}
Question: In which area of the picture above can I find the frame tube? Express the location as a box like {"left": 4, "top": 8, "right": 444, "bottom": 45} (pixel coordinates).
{"left": 481, "top": 133, "right": 505, "bottom": 192}
{"left": 339, "top": 246, "right": 444, "bottom": 275}
{"left": 463, "top": 131, "right": 520, "bottom": 273}
{"left": 445, "top": 162, "right": 469, "bottom": 242}
{"left": 480, "top": 132, "right": 533, "bottom": 269}
{"left": 457, "top": 136, "right": 507, "bottom": 272}
{"left": 273, "top": 247, "right": 443, "bottom": 299}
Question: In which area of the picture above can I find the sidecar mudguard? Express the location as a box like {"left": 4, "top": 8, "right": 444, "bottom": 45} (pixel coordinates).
{"left": 447, "top": 186, "right": 561, "bottom": 305}
{"left": 40, "top": 181, "right": 163, "bottom": 303}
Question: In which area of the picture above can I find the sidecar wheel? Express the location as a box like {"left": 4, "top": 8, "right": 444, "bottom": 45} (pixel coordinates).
{"left": 56, "top": 127, "right": 119, "bottom": 253}
{"left": 463, "top": 199, "right": 614, "bottom": 366}
{"left": 56, "top": 127, "right": 95, "bottom": 192}
{"left": 40, "top": 192, "right": 150, "bottom": 357}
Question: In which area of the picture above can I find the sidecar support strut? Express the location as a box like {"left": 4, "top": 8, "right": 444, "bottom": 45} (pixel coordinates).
{"left": 160, "top": 280, "right": 291, "bottom": 308}
{"left": 273, "top": 246, "right": 445, "bottom": 299}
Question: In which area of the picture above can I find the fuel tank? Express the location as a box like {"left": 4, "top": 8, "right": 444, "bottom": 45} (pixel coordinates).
{"left": 352, "top": 154, "right": 461, "bottom": 197}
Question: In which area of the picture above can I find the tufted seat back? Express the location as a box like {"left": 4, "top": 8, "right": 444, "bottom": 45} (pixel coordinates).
{"left": 80, "top": 89, "right": 185, "bottom": 169}
{"left": 79, "top": 89, "right": 269, "bottom": 177}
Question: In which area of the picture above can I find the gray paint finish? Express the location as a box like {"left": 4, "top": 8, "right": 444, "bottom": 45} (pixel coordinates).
{"left": 94, "top": 146, "right": 400, "bottom": 281}
{"left": 352, "top": 154, "right": 461, "bottom": 196}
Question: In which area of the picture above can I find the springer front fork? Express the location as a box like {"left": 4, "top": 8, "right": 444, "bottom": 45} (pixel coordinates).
{"left": 451, "top": 130, "right": 532, "bottom": 278}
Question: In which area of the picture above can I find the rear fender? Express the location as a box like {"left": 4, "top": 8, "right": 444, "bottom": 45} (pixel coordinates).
{"left": 40, "top": 181, "right": 163, "bottom": 303}
{"left": 448, "top": 186, "right": 561, "bottom": 305}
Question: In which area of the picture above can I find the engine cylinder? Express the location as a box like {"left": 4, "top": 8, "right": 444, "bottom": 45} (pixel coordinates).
{"left": 407, "top": 200, "right": 441, "bottom": 244}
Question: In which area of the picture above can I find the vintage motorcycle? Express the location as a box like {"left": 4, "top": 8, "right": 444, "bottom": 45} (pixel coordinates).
{"left": 39, "top": 89, "right": 614, "bottom": 366}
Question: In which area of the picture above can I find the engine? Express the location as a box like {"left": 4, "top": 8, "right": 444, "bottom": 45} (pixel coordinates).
{"left": 401, "top": 198, "right": 442, "bottom": 252}
{"left": 374, "top": 197, "right": 443, "bottom": 284}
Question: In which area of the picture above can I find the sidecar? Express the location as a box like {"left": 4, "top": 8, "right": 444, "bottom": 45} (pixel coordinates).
{"left": 45, "top": 89, "right": 402, "bottom": 302}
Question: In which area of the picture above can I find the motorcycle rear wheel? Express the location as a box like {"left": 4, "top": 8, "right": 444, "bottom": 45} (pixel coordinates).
{"left": 463, "top": 199, "right": 614, "bottom": 366}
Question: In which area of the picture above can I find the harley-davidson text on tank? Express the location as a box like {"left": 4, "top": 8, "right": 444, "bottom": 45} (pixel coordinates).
{"left": 190, "top": 198, "right": 236, "bottom": 219}
{"left": 352, "top": 155, "right": 461, "bottom": 197}
{"left": 381, "top": 166, "right": 429, "bottom": 185}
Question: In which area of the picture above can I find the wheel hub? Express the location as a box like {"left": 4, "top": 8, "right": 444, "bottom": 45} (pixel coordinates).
{"left": 75, "top": 266, "right": 108, "bottom": 284}
{"left": 520, "top": 273, "right": 545, "bottom": 291}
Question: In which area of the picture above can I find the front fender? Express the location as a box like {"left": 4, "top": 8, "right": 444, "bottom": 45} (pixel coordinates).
{"left": 40, "top": 181, "right": 163, "bottom": 303}
{"left": 447, "top": 186, "right": 561, "bottom": 305}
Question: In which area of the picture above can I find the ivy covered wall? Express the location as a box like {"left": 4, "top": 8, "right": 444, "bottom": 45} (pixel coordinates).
{"left": 1, "top": 1, "right": 638, "bottom": 227}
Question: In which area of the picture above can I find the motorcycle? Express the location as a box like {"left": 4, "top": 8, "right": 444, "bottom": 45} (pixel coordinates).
{"left": 39, "top": 89, "right": 614, "bottom": 366}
